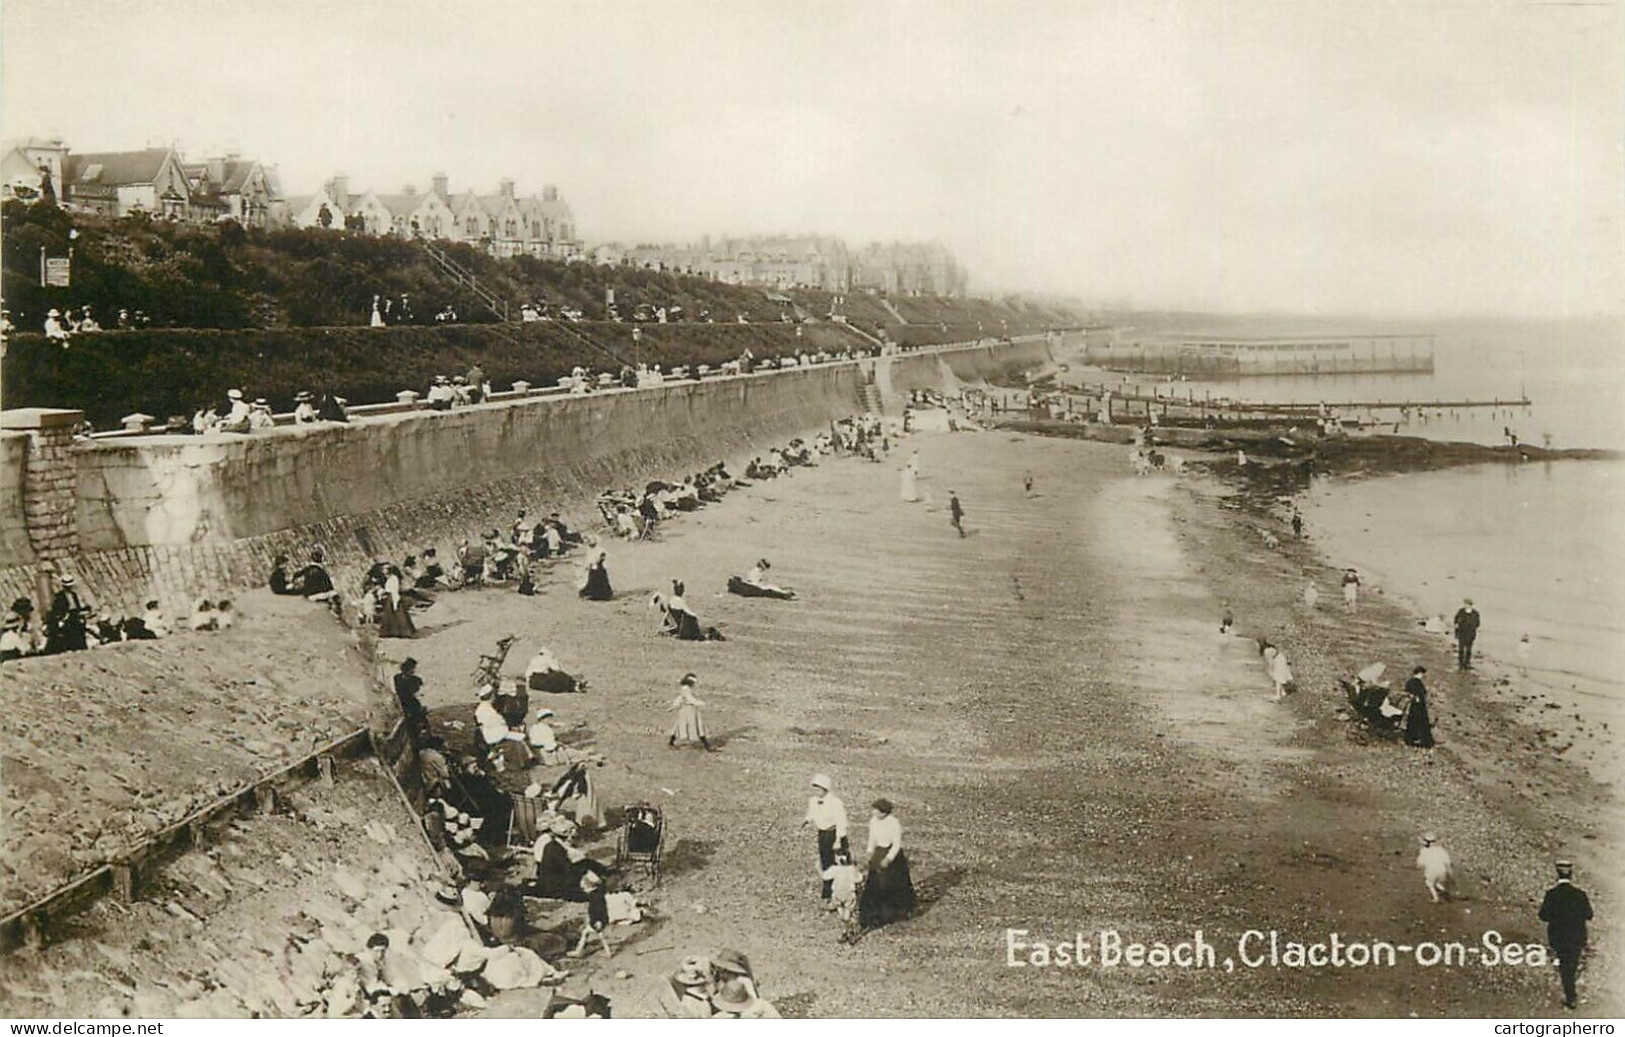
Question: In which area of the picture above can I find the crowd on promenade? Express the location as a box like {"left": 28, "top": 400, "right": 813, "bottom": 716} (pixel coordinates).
{"left": 110, "top": 338, "right": 904, "bottom": 440}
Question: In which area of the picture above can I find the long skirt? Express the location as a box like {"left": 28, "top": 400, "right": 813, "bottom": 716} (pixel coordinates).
{"left": 670, "top": 703, "right": 706, "bottom": 743}
{"left": 858, "top": 849, "right": 915, "bottom": 929}
{"left": 580, "top": 567, "right": 614, "bottom": 601}
{"left": 1404, "top": 699, "right": 1434, "bottom": 748}
{"left": 529, "top": 669, "right": 583, "bottom": 694}
{"left": 379, "top": 597, "right": 416, "bottom": 638}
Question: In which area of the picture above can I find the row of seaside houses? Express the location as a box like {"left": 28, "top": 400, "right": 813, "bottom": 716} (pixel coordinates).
{"left": 0, "top": 137, "right": 580, "bottom": 257}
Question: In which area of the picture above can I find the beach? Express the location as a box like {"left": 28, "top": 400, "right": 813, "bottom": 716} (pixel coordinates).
{"left": 371, "top": 425, "right": 1619, "bottom": 1017}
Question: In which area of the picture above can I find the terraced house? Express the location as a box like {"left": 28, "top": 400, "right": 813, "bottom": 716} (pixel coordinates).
{"left": 293, "top": 170, "right": 579, "bottom": 257}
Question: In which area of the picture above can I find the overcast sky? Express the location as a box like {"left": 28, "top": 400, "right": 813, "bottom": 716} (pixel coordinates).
{"left": 4, "top": 0, "right": 1621, "bottom": 315}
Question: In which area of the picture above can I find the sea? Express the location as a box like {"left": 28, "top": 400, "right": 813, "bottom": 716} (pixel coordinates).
{"left": 1187, "top": 316, "right": 1625, "bottom": 775}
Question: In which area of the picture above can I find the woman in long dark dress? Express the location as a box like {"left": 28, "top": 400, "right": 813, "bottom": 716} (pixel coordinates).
{"left": 1403, "top": 665, "right": 1434, "bottom": 748}
{"left": 858, "top": 798, "right": 915, "bottom": 929}
{"left": 378, "top": 566, "right": 417, "bottom": 639}
{"left": 580, "top": 551, "right": 614, "bottom": 600}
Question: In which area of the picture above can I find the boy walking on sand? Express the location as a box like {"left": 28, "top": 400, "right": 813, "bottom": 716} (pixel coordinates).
{"left": 949, "top": 492, "right": 965, "bottom": 537}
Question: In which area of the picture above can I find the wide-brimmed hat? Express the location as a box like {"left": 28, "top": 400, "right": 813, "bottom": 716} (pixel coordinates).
{"left": 295, "top": 391, "right": 313, "bottom": 401}
{"left": 227, "top": 388, "right": 244, "bottom": 400}
{"left": 59, "top": 574, "right": 75, "bottom": 586}
{"left": 674, "top": 956, "right": 712, "bottom": 987}
{"left": 1419, "top": 832, "right": 1438, "bottom": 846}
{"left": 476, "top": 684, "right": 495, "bottom": 699}
{"left": 535, "top": 707, "right": 555, "bottom": 720}
{"left": 712, "top": 948, "right": 752, "bottom": 977}
{"left": 47, "top": 308, "right": 60, "bottom": 317}
{"left": 810, "top": 773, "right": 831, "bottom": 791}
{"left": 549, "top": 815, "right": 575, "bottom": 836}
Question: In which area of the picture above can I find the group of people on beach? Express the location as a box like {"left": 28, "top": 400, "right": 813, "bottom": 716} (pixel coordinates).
{"left": 331, "top": 409, "right": 931, "bottom": 1015}
{"left": 2, "top": 570, "right": 236, "bottom": 664}
{"left": 1242, "top": 503, "right": 1596, "bottom": 1009}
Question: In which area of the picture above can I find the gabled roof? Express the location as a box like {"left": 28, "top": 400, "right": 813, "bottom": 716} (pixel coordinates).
{"left": 519, "top": 194, "right": 573, "bottom": 220}
{"left": 449, "top": 189, "right": 487, "bottom": 218}
{"left": 377, "top": 192, "right": 443, "bottom": 218}
{"left": 478, "top": 193, "right": 522, "bottom": 218}
{"left": 63, "top": 148, "right": 174, "bottom": 187}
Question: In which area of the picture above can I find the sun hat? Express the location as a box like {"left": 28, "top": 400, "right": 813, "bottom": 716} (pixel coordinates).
{"left": 810, "top": 773, "right": 831, "bottom": 791}
{"left": 712, "top": 948, "right": 752, "bottom": 977}
{"left": 227, "top": 388, "right": 244, "bottom": 400}
{"left": 674, "top": 956, "right": 712, "bottom": 987}
{"left": 1419, "top": 832, "right": 1437, "bottom": 845}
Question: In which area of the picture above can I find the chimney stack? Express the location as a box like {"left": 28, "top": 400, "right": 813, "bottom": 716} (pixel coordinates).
{"left": 543, "top": 184, "right": 558, "bottom": 202}
{"left": 330, "top": 173, "right": 349, "bottom": 206}
{"left": 499, "top": 178, "right": 515, "bottom": 199}
{"left": 431, "top": 172, "right": 448, "bottom": 197}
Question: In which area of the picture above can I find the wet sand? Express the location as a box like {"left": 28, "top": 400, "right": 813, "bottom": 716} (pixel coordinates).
{"left": 381, "top": 427, "right": 1618, "bottom": 1017}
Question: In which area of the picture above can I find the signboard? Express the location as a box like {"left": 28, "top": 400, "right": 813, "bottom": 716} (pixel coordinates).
{"left": 44, "top": 256, "right": 71, "bottom": 288}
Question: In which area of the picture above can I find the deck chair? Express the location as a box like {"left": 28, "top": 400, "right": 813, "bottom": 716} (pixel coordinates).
{"left": 508, "top": 793, "right": 544, "bottom": 849}
{"left": 616, "top": 803, "right": 664, "bottom": 884}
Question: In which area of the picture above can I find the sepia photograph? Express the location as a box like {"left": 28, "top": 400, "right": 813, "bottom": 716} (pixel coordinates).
{"left": 0, "top": 0, "right": 1620, "bottom": 1023}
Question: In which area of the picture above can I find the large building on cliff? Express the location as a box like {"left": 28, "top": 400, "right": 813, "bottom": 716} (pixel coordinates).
{"left": 603, "top": 234, "right": 968, "bottom": 296}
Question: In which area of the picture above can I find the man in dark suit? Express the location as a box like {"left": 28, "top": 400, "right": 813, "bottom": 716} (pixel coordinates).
{"left": 1538, "top": 860, "right": 1594, "bottom": 1009}
{"left": 1453, "top": 599, "right": 1481, "bottom": 669}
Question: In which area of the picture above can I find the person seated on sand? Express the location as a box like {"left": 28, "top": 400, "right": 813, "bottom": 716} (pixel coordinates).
{"left": 729, "top": 559, "right": 796, "bottom": 600}
{"left": 495, "top": 676, "right": 530, "bottom": 729}
{"left": 215, "top": 599, "right": 236, "bottom": 631}
{"left": 269, "top": 554, "right": 297, "bottom": 595}
{"left": 526, "top": 646, "right": 586, "bottom": 694}
{"left": 579, "top": 550, "right": 614, "bottom": 600}
{"left": 0, "top": 614, "right": 29, "bottom": 662}
{"left": 656, "top": 582, "right": 727, "bottom": 642}
{"left": 531, "top": 815, "right": 611, "bottom": 901}
{"left": 710, "top": 950, "right": 780, "bottom": 1018}
{"left": 480, "top": 885, "right": 574, "bottom": 969}
{"left": 296, "top": 547, "right": 337, "bottom": 600}
{"left": 415, "top": 547, "right": 450, "bottom": 590}
{"left": 189, "top": 597, "right": 219, "bottom": 632}
{"left": 654, "top": 957, "right": 717, "bottom": 1018}
{"left": 457, "top": 536, "right": 487, "bottom": 588}
{"left": 613, "top": 503, "right": 639, "bottom": 540}
{"left": 475, "top": 684, "right": 510, "bottom": 751}
{"left": 128, "top": 599, "right": 168, "bottom": 639}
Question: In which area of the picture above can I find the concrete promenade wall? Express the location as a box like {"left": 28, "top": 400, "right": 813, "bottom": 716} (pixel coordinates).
{"left": 0, "top": 338, "right": 1052, "bottom": 615}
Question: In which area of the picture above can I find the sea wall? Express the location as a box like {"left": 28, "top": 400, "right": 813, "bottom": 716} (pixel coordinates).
{"left": 0, "top": 338, "right": 1052, "bottom": 614}
{"left": 1, "top": 432, "right": 34, "bottom": 567}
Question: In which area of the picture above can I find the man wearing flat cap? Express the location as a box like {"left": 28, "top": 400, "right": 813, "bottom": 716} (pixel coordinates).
{"left": 1539, "top": 860, "right": 1593, "bottom": 1009}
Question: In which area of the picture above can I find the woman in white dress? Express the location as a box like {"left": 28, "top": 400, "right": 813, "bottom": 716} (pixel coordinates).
{"left": 899, "top": 453, "right": 919, "bottom": 502}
